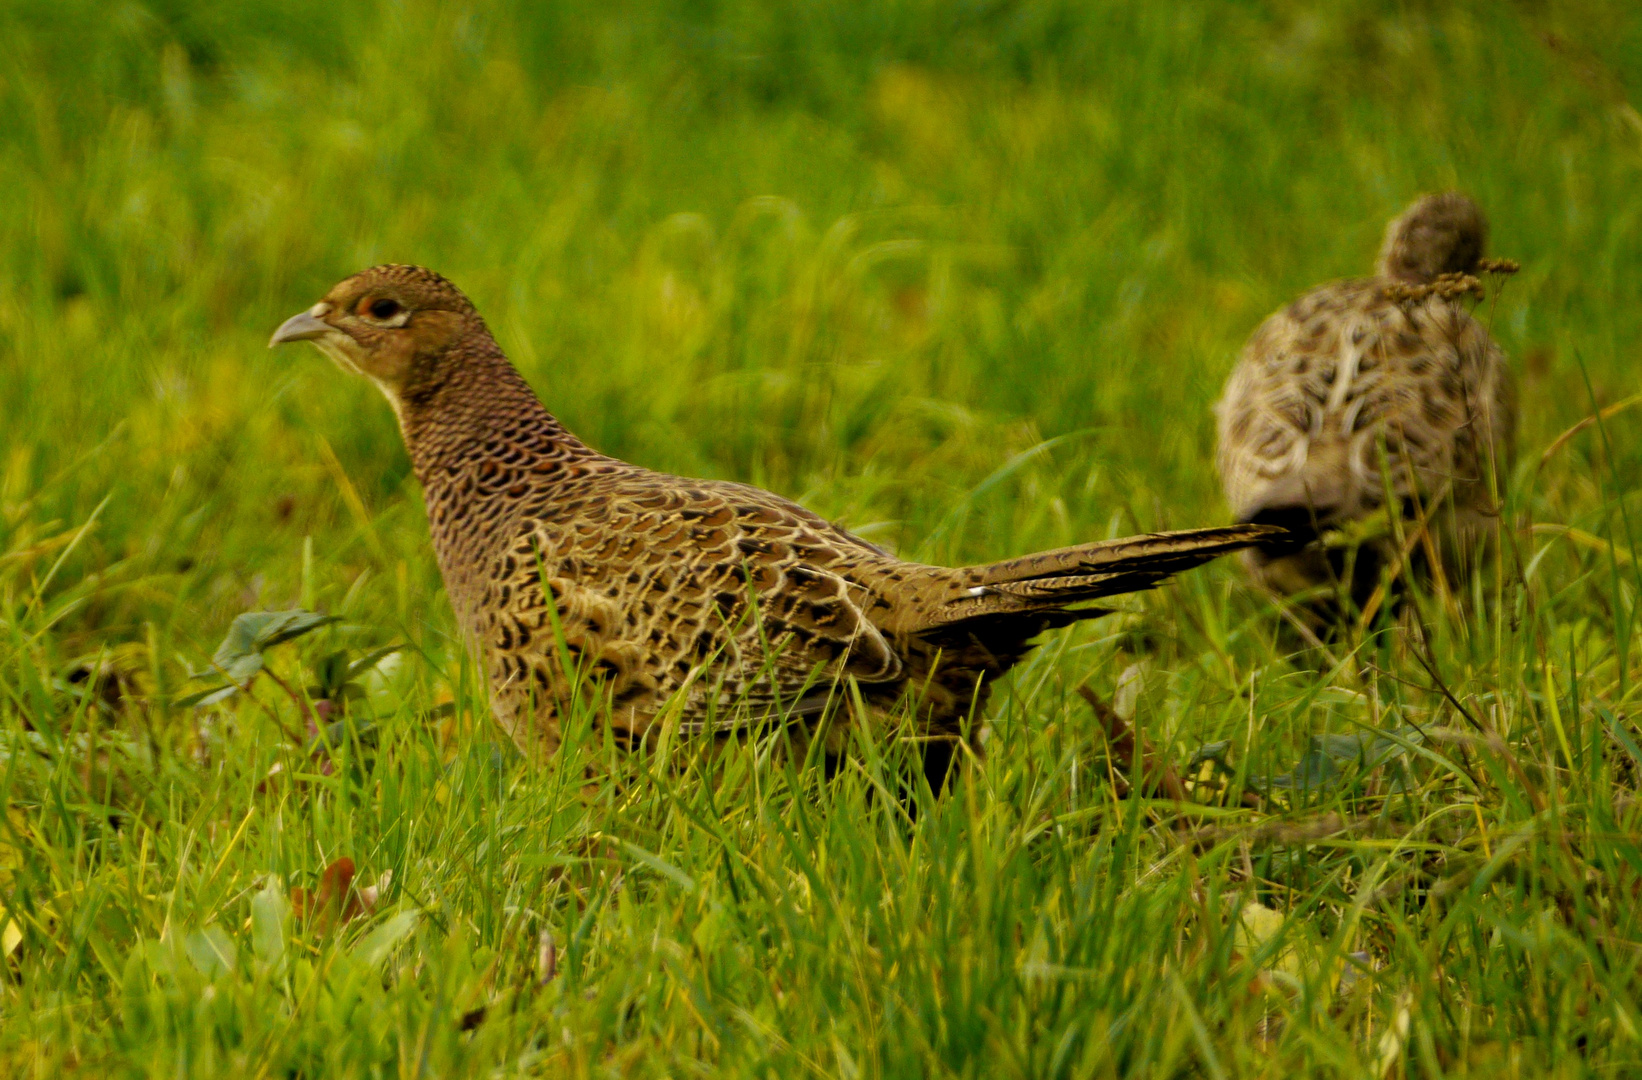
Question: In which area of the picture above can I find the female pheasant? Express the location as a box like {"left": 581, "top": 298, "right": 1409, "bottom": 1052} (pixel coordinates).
{"left": 273, "top": 265, "right": 1273, "bottom": 776}
{"left": 1215, "top": 193, "right": 1516, "bottom": 612}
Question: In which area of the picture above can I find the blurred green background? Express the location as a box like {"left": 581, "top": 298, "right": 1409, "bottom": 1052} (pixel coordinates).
{"left": 5, "top": 1, "right": 1642, "bottom": 1074}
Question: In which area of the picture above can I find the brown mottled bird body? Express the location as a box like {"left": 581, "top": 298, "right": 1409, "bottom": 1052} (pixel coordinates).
{"left": 273, "top": 265, "right": 1272, "bottom": 764}
{"left": 1215, "top": 193, "right": 1516, "bottom": 606}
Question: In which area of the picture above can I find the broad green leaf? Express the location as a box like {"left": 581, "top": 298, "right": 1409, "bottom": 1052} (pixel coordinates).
{"left": 212, "top": 610, "right": 338, "bottom": 684}
{"left": 351, "top": 909, "right": 418, "bottom": 969}
{"left": 173, "top": 682, "right": 239, "bottom": 709}
{"left": 1186, "top": 741, "right": 1233, "bottom": 771}
{"left": 346, "top": 645, "right": 404, "bottom": 682}
{"left": 184, "top": 924, "right": 236, "bottom": 979}
{"left": 250, "top": 879, "right": 288, "bottom": 969}
{"left": 142, "top": 938, "right": 179, "bottom": 979}
{"left": 1288, "top": 748, "right": 1342, "bottom": 792}
{"left": 1253, "top": 726, "right": 1426, "bottom": 796}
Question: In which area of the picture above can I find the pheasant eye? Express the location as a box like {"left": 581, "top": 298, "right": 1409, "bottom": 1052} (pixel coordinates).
{"left": 366, "top": 298, "right": 403, "bottom": 320}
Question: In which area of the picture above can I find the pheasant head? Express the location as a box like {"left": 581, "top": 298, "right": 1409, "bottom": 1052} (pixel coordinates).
{"left": 269, "top": 264, "right": 486, "bottom": 405}
{"left": 1375, "top": 192, "right": 1488, "bottom": 284}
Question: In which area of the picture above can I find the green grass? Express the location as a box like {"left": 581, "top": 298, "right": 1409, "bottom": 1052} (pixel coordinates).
{"left": 4, "top": 0, "right": 1642, "bottom": 1074}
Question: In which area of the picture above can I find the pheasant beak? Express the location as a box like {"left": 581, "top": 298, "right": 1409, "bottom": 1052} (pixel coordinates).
{"left": 269, "top": 307, "right": 334, "bottom": 348}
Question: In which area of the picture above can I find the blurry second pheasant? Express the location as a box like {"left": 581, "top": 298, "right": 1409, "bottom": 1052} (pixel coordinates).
{"left": 1215, "top": 192, "right": 1517, "bottom": 621}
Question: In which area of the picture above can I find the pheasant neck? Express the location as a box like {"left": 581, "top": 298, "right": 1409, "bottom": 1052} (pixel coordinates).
{"left": 397, "top": 336, "right": 595, "bottom": 485}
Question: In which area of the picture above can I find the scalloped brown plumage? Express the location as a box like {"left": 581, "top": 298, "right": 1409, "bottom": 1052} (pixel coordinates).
{"left": 273, "top": 265, "right": 1274, "bottom": 772}
{"left": 1214, "top": 193, "right": 1516, "bottom": 609}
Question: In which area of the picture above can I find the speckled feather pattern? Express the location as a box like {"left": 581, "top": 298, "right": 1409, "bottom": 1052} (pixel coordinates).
{"left": 283, "top": 265, "right": 1273, "bottom": 757}
{"left": 1214, "top": 194, "right": 1516, "bottom": 598}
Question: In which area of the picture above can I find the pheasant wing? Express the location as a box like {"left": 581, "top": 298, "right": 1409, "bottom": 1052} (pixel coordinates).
{"left": 504, "top": 478, "right": 902, "bottom": 734}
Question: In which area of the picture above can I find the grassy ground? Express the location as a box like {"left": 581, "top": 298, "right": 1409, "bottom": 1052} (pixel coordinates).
{"left": 3, "top": 0, "right": 1642, "bottom": 1074}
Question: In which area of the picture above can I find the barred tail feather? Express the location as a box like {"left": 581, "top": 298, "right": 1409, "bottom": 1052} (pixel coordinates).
{"left": 919, "top": 524, "right": 1283, "bottom": 633}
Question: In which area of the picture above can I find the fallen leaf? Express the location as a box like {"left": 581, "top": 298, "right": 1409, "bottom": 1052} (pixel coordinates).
{"left": 292, "top": 857, "right": 365, "bottom": 932}
{"left": 1077, "top": 685, "right": 1187, "bottom": 801}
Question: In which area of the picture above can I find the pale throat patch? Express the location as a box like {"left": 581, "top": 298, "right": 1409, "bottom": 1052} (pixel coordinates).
{"left": 303, "top": 302, "right": 406, "bottom": 422}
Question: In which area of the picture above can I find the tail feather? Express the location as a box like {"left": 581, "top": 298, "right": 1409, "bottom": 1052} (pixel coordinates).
{"left": 919, "top": 524, "right": 1284, "bottom": 633}
{"left": 971, "top": 524, "right": 1284, "bottom": 588}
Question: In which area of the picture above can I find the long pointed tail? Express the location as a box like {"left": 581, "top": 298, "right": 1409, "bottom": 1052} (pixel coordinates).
{"left": 920, "top": 524, "right": 1284, "bottom": 633}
